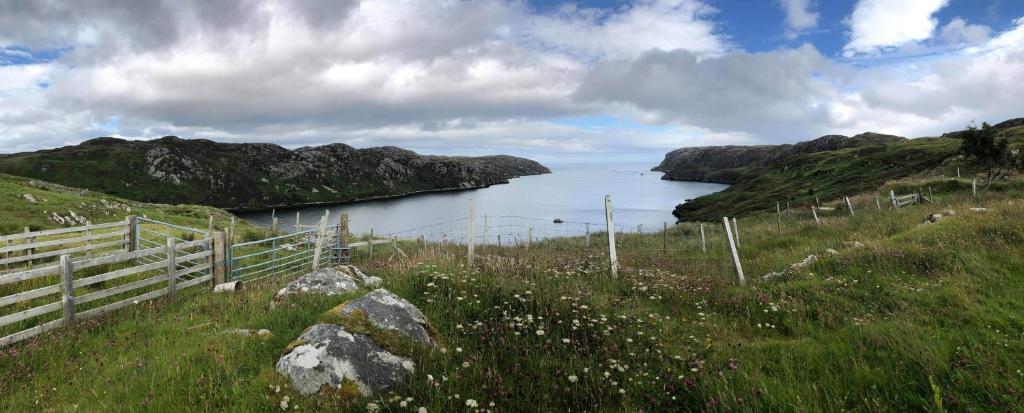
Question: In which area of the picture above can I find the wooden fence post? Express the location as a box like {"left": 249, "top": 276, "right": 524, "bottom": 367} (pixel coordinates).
{"left": 497, "top": 234, "right": 502, "bottom": 249}
{"left": 270, "top": 209, "right": 277, "bottom": 232}
{"left": 212, "top": 231, "right": 227, "bottom": 286}
{"left": 166, "top": 238, "right": 177, "bottom": 299}
{"left": 890, "top": 190, "right": 898, "bottom": 209}
{"left": 662, "top": 222, "right": 668, "bottom": 255}
{"left": 776, "top": 202, "right": 782, "bottom": 234}
{"left": 845, "top": 196, "right": 855, "bottom": 216}
{"left": 875, "top": 195, "right": 881, "bottom": 210}
{"left": 527, "top": 227, "right": 533, "bottom": 249}
{"left": 467, "top": 199, "right": 476, "bottom": 267}
{"left": 312, "top": 214, "right": 328, "bottom": 270}
{"left": 605, "top": 195, "right": 618, "bottom": 277}
{"left": 229, "top": 217, "right": 236, "bottom": 243}
{"left": 815, "top": 195, "right": 820, "bottom": 208}
{"left": 722, "top": 217, "right": 745, "bottom": 285}
{"left": 957, "top": 167, "right": 960, "bottom": 178}
{"left": 60, "top": 255, "right": 75, "bottom": 326}
{"left": 585, "top": 223, "right": 591, "bottom": 248}
{"left": 295, "top": 211, "right": 301, "bottom": 233}
{"left": 483, "top": 215, "right": 490, "bottom": 245}
{"left": 811, "top": 206, "right": 820, "bottom": 224}
{"left": 338, "top": 213, "right": 349, "bottom": 263}
{"left": 207, "top": 216, "right": 213, "bottom": 236}
{"left": 928, "top": 186, "right": 933, "bottom": 203}
{"left": 699, "top": 224, "right": 706, "bottom": 253}
{"left": 25, "top": 227, "right": 33, "bottom": 269}
{"left": 972, "top": 178, "right": 977, "bottom": 199}
{"left": 368, "top": 229, "right": 374, "bottom": 261}
{"left": 731, "top": 218, "right": 740, "bottom": 248}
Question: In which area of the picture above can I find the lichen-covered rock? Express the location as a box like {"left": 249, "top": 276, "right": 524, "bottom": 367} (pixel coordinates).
{"left": 338, "top": 289, "right": 433, "bottom": 346}
{"left": 337, "top": 265, "right": 367, "bottom": 282}
{"left": 276, "top": 324, "right": 414, "bottom": 396}
{"left": 363, "top": 276, "right": 383, "bottom": 288}
{"left": 275, "top": 267, "right": 360, "bottom": 302}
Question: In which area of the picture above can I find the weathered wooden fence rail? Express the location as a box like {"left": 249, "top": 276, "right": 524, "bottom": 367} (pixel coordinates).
{"left": 0, "top": 220, "right": 130, "bottom": 272}
{"left": 0, "top": 236, "right": 212, "bottom": 347}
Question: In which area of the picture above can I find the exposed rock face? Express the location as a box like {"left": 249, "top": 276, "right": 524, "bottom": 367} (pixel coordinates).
{"left": 0, "top": 137, "right": 550, "bottom": 209}
{"left": 275, "top": 267, "right": 361, "bottom": 302}
{"left": 336, "top": 289, "right": 434, "bottom": 347}
{"left": 275, "top": 324, "right": 414, "bottom": 396}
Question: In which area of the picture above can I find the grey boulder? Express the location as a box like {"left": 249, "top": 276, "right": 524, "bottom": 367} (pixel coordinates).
{"left": 338, "top": 289, "right": 434, "bottom": 346}
{"left": 275, "top": 267, "right": 361, "bottom": 301}
{"left": 276, "top": 324, "right": 414, "bottom": 396}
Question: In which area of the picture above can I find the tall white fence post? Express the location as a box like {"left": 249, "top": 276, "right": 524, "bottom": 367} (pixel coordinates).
{"left": 166, "top": 238, "right": 177, "bottom": 299}
{"left": 527, "top": 227, "right": 533, "bottom": 249}
{"left": 890, "top": 190, "right": 898, "bottom": 209}
{"left": 731, "top": 217, "right": 740, "bottom": 248}
{"left": 973, "top": 178, "right": 977, "bottom": 198}
{"left": 875, "top": 195, "right": 881, "bottom": 210}
{"left": 605, "top": 195, "right": 618, "bottom": 278}
{"left": 699, "top": 224, "right": 706, "bottom": 253}
{"left": 467, "top": 199, "right": 476, "bottom": 267}
{"left": 585, "top": 223, "right": 591, "bottom": 248}
{"left": 368, "top": 229, "right": 375, "bottom": 260}
{"left": 776, "top": 202, "right": 782, "bottom": 234}
{"left": 845, "top": 196, "right": 855, "bottom": 216}
{"left": 722, "top": 217, "right": 745, "bottom": 285}
{"left": 482, "top": 215, "right": 490, "bottom": 245}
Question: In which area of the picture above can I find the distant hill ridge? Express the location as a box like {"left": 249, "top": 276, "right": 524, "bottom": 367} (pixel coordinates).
{"left": 654, "top": 118, "right": 1024, "bottom": 221}
{"left": 0, "top": 136, "right": 550, "bottom": 210}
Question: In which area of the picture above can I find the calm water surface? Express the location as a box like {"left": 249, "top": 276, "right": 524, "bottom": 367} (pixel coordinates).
{"left": 237, "top": 164, "right": 726, "bottom": 241}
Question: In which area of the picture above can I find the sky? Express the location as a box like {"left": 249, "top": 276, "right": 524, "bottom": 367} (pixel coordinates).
{"left": 1, "top": 0, "right": 1023, "bottom": 164}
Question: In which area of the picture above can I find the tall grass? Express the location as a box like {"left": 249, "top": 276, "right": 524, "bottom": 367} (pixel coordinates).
{"left": 2, "top": 178, "right": 1023, "bottom": 411}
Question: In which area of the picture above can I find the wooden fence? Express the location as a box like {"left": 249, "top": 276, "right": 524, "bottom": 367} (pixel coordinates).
{"left": 1, "top": 220, "right": 131, "bottom": 274}
{"left": 0, "top": 236, "right": 212, "bottom": 347}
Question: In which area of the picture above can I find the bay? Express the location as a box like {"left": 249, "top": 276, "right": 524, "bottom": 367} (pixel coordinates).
{"left": 236, "top": 163, "right": 726, "bottom": 242}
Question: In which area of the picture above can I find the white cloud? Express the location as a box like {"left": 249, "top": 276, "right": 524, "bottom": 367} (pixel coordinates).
{"left": 0, "top": 0, "right": 733, "bottom": 155}
{"left": 524, "top": 0, "right": 726, "bottom": 60}
{"left": 779, "top": 0, "right": 819, "bottom": 38}
{"left": 845, "top": 0, "right": 950, "bottom": 54}
{"left": 0, "top": 0, "right": 1022, "bottom": 160}
{"left": 938, "top": 17, "right": 991, "bottom": 45}
{"left": 574, "top": 44, "right": 840, "bottom": 141}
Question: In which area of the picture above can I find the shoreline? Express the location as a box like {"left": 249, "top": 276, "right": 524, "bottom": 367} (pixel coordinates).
{"left": 227, "top": 173, "right": 547, "bottom": 213}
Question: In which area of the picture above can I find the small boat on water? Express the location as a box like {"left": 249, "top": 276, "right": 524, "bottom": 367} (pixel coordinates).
{"left": 553, "top": 218, "right": 564, "bottom": 224}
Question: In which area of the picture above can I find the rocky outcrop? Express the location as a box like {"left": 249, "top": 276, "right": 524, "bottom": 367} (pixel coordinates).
{"left": 276, "top": 285, "right": 433, "bottom": 399}
{"left": 652, "top": 132, "right": 904, "bottom": 183}
{"left": 274, "top": 266, "right": 363, "bottom": 302}
{"left": 0, "top": 137, "right": 550, "bottom": 209}
{"left": 334, "top": 289, "right": 434, "bottom": 347}
{"left": 275, "top": 324, "right": 415, "bottom": 396}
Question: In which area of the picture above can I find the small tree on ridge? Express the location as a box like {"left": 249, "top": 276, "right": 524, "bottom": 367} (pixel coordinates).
{"left": 958, "top": 122, "right": 1017, "bottom": 189}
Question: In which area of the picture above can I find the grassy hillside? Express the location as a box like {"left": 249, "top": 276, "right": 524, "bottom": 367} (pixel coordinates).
{"left": 0, "top": 137, "right": 550, "bottom": 210}
{"left": 673, "top": 137, "right": 962, "bottom": 220}
{"left": 0, "top": 172, "right": 245, "bottom": 235}
{"left": 2, "top": 175, "right": 1023, "bottom": 411}
{"left": 663, "top": 119, "right": 1024, "bottom": 221}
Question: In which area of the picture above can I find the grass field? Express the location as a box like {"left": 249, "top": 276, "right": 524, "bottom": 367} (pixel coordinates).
{"left": 2, "top": 175, "right": 1024, "bottom": 411}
